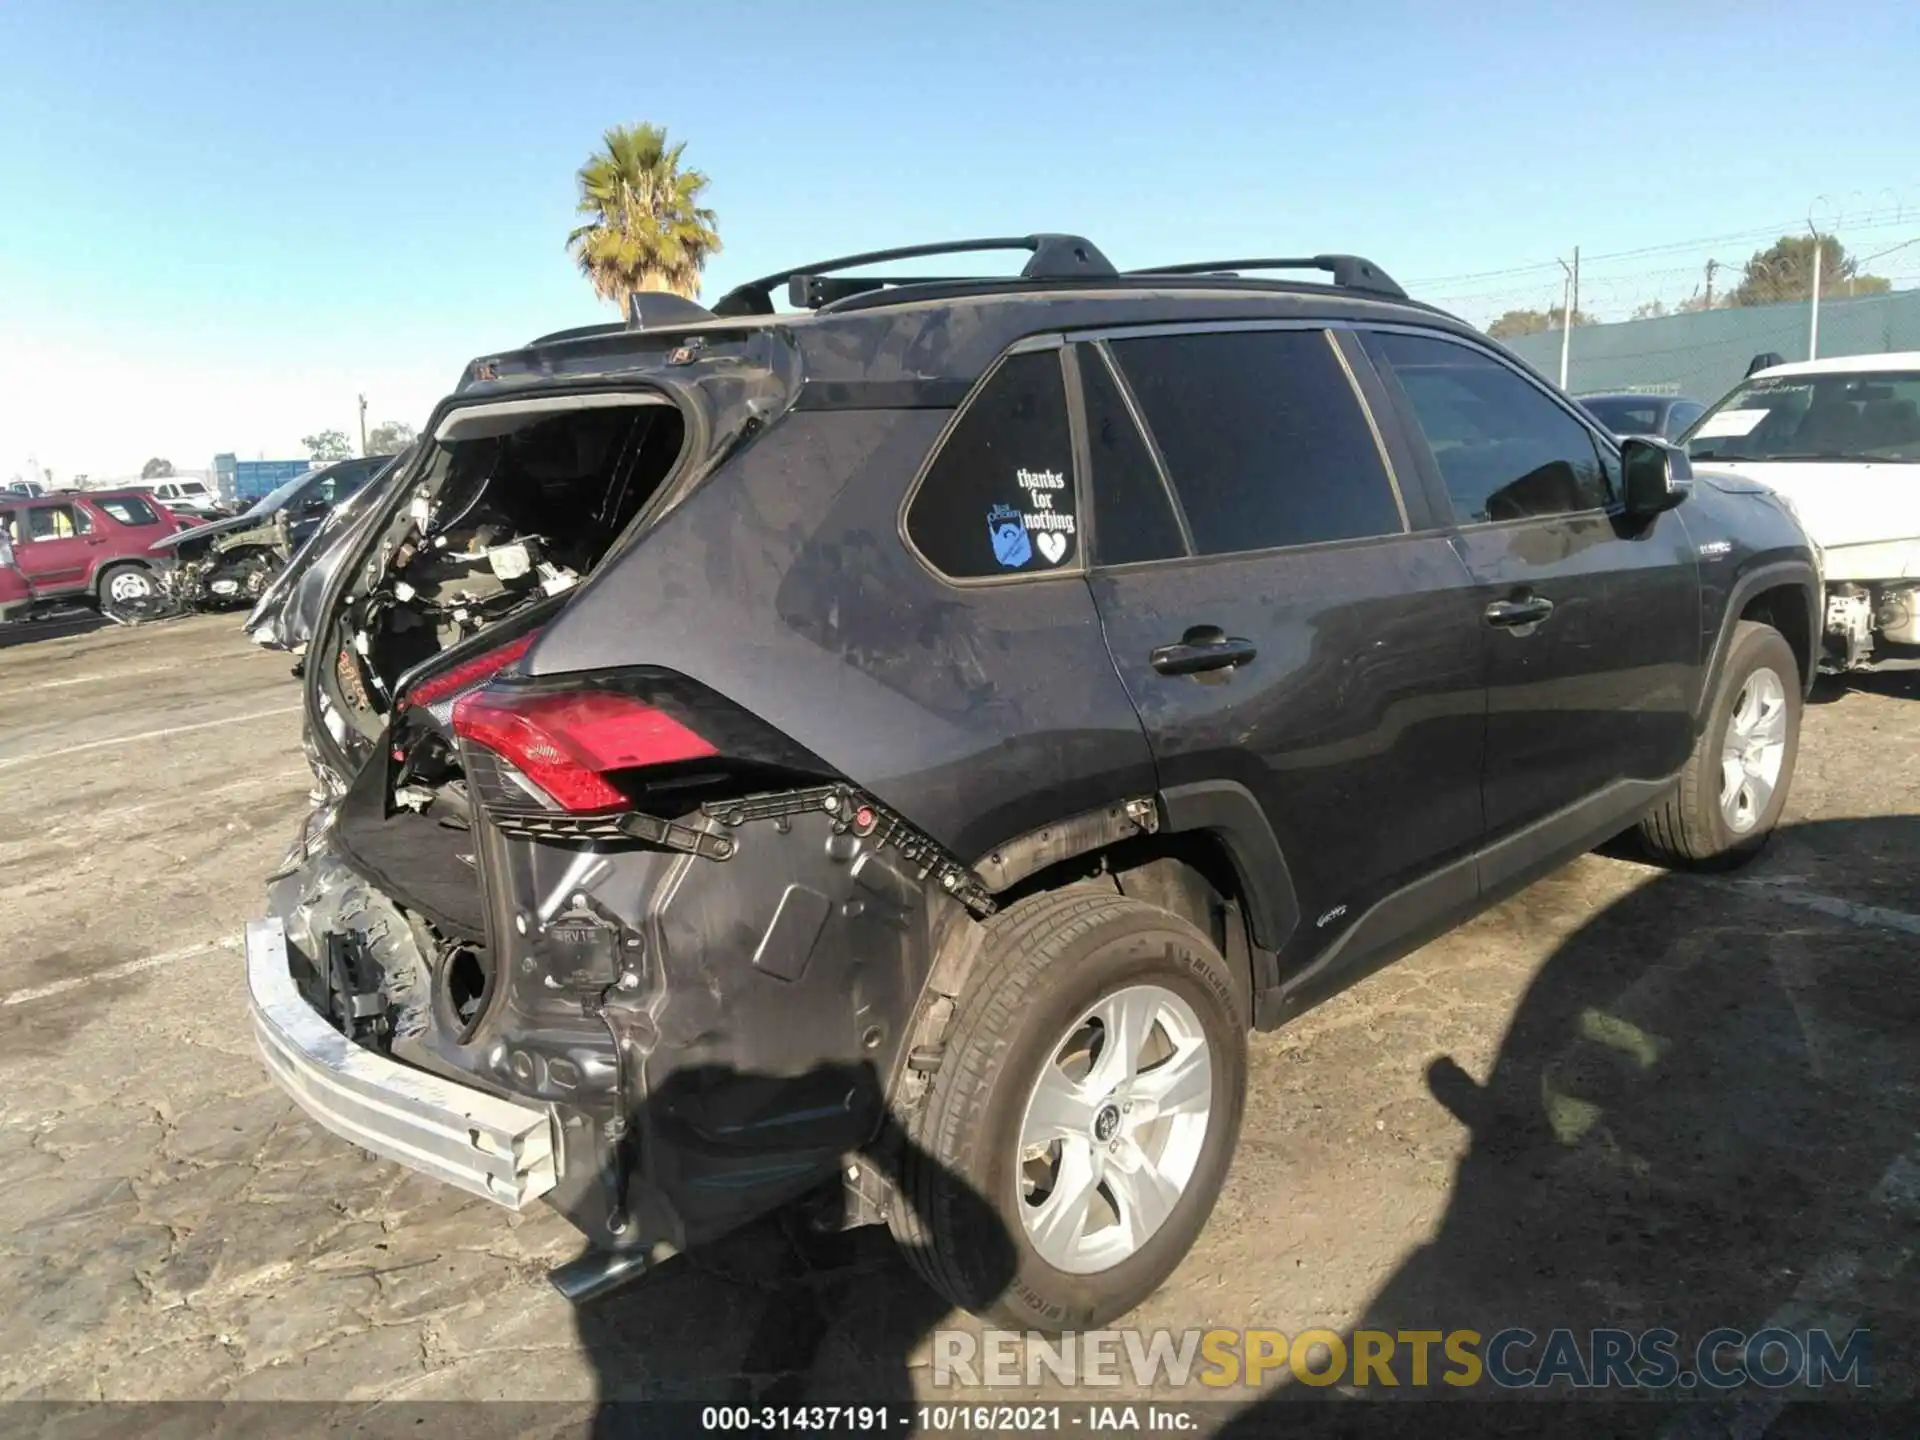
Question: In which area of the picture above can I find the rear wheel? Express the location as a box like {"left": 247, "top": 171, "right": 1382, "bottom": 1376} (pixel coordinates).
{"left": 890, "top": 889, "right": 1247, "bottom": 1330}
{"left": 1639, "top": 620, "right": 1800, "bottom": 868}
{"left": 96, "top": 563, "right": 165, "bottom": 625}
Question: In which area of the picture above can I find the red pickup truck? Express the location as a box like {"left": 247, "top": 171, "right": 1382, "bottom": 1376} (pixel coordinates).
{"left": 0, "top": 489, "right": 181, "bottom": 622}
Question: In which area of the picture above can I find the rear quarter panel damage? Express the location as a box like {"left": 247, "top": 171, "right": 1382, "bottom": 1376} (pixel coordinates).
{"left": 527, "top": 407, "right": 1159, "bottom": 862}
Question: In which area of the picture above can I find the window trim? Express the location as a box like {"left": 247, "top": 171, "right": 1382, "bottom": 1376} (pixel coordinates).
{"left": 895, "top": 334, "right": 1093, "bottom": 590}
{"left": 1328, "top": 329, "right": 1446, "bottom": 533}
{"left": 1322, "top": 330, "right": 1410, "bottom": 533}
{"left": 1080, "top": 340, "right": 1197, "bottom": 561}
{"left": 1076, "top": 321, "right": 1417, "bottom": 571}
{"left": 1358, "top": 324, "right": 1623, "bottom": 532}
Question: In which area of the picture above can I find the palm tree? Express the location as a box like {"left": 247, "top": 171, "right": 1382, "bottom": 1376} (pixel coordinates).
{"left": 566, "top": 123, "right": 721, "bottom": 312}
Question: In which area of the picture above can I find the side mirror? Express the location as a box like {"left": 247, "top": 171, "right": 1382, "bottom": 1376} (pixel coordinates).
{"left": 1620, "top": 436, "right": 1692, "bottom": 521}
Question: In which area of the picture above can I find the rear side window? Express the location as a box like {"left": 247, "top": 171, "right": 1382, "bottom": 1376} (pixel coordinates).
{"left": 1079, "top": 346, "right": 1186, "bottom": 566}
{"left": 906, "top": 350, "right": 1079, "bottom": 579}
{"left": 1366, "top": 331, "right": 1612, "bottom": 523}
{"left": 98, "top": 496, "right": 159, "bottom": 526}
{"left": 1110, "top": 330, "right": 1404, "bottom": 556}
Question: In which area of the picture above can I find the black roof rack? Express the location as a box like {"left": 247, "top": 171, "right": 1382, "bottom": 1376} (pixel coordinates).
{"left": 711, "top": 234, "right": 1117, "bottom": 316}
{"left": 627, "top": 292, "right": 720, "bottom": 329}
{"left": 1128, "top": 254, "right": 1406, "bottom": 300}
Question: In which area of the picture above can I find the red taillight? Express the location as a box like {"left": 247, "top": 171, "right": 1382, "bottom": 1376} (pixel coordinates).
{"left": 401, "top": 631, "right": 541, "bottom": 713}
{"left": 451, "top": 684, "right": 717, "bottom": 813}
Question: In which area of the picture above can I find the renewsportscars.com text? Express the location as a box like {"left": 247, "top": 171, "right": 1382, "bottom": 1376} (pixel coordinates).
{"left": 933, "top": 1326, "right": 1871, "bottom": 1391}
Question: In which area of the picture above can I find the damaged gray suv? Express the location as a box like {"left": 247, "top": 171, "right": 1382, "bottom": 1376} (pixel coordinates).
{"left": 250, "top": 235, "right": 1820, "bottom": 1329}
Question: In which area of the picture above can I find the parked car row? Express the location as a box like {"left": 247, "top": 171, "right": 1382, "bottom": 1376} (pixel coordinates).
{"left": 238, "top": 235, "right": 1832, "bottom": 1328}
{"left": 0, "top": 456, "right": 397, "bottom": 626}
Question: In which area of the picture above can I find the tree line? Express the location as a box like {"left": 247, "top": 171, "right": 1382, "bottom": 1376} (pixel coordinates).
{"left": 1486, "top": 234, "right": 1893, "bottom": 339}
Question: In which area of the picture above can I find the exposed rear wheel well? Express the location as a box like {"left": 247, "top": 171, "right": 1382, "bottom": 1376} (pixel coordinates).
{"left": 1740, "top": 583, "right": 1813, "bottom": 687}
{"left": 995, "top": 832, "right": 1258, "bottom": 1021}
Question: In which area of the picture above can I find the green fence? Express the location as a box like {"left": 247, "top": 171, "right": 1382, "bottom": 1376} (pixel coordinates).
{"left": 1502, "top": 289, "right": 1920, "bottom": 405}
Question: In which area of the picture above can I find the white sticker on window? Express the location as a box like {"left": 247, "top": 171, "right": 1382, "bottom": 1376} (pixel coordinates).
{"left": 1015, "top": 466, "right": 1076, "bottom": 566}
{"left": 1692, "top": 408, "right": 1769, "bottom": 439}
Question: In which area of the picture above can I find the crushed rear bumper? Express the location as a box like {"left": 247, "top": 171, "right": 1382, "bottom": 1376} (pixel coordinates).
{"left": 245, "top": 915, "right": 559, "bottom": 1207}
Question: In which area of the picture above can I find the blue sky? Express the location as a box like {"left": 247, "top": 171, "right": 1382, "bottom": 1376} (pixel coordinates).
{"left": 3, "top": 0, "right": 1917, "bottom": 478}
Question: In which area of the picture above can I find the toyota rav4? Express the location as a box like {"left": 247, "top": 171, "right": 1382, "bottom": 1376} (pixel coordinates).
{"left": 247, "top": 235, "right": 1820, "bottom": 1329}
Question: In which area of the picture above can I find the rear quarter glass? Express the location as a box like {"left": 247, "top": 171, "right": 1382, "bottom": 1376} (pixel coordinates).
{"left": 905, "top": 351, "right": 1081, "bottom": 580}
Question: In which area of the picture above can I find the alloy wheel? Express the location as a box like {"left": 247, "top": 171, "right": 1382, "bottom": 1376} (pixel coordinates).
{"left": 1015, "top": 983, "right": 1213, "bottom": 1274}
{"left": 1720, "top": 665, "right": 1788, "bottom": 833}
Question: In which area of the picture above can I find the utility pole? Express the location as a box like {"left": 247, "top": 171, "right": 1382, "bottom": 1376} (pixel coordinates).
{"left": 1807, "top": 224, "right": 1823, "bottom": 360}
{"left": 357, "top": 394, "right": 369, "bottom": 457}
{"left": 1556, "top": 246, "right": 1580, "bottom": 389}
{"left": 1704, "top": 258, "right": 1719, "bottom": 309}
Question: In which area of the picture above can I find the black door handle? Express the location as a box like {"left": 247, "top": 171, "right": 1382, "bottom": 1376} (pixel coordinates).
{"left": 1150, "top": 625, "right": 1258, "bottom": 676}
{"left": 1483, "top": 595, "right": 1555, "bottom": 629}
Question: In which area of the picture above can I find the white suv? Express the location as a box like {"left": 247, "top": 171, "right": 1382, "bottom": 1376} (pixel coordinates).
{"left": 1683, "top": 352, "right": 1920, "bottom": 671}
{"left": 139, "top": 477, "right": 226, "bottom": 518}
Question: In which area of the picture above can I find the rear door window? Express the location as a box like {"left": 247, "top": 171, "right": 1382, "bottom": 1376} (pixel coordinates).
{"left": 906, "top": 349, "right": 1080, "bottom": 579}
{"left": 1365, "top": 331, "right": 1612, "bottom": 523}
{"left": 1108, "top": 329, "right": 1405, "bottom": 555}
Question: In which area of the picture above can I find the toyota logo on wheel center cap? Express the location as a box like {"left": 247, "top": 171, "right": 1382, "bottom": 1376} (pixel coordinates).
{"left": 1093, "top": 1104, "right": 1121, "bottom": 1143}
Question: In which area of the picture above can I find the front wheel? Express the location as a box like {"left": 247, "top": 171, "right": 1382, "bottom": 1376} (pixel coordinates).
{"left": 890, "top": 890, "right": 1248, "bottom": 1331}
{"left": 1639, "top": 620, "right": 1801, "bottom": 868}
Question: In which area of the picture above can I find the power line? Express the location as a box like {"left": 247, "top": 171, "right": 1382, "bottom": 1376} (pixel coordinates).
{"left": 1404, "top": 195, "right": 1920, "bottom": 289}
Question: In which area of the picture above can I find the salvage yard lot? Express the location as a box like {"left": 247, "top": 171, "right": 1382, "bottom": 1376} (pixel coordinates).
{"left": 2, "top": 612, "right": 1918, "bottom": 1418}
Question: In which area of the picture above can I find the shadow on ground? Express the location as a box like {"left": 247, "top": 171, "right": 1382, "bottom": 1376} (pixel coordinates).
{"left": 1216, "top": 814, "right": 1920, "bottom": 1435}
{"left": 570, "top": 1061, "right": 1015, "bottom": 1432}
{"left": 0, "top": 608, "right": 113, "bottom": 649}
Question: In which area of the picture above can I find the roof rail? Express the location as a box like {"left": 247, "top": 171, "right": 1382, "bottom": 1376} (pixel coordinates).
{"left": 711, "top": 234, "right": 1117, "bottom": 316}
{"left": 527, "top": 322, "right": 628, "bottom": 347}
{"left": 1129, "top": 254, "right": 1407, "bottom": 300}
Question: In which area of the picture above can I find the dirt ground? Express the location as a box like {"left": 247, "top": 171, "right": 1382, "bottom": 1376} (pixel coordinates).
{"left": 2, "top": 611, "right": 1917, "bottom": 1430}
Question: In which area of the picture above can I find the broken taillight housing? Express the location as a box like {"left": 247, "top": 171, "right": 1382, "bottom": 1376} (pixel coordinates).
{"left": 400, "top": 630, "right": 542, "bottom": 724}
{"left": 451, "top": 682, "right": 718, "bottom": 813}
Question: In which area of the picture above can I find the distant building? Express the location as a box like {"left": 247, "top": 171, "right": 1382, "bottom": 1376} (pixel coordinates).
{"left": 1505, "top": 289, "right": 1920, "bottom": 404}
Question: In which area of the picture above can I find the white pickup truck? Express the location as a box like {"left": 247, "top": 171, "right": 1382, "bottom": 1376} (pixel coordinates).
{"left": 1683, "top": 352, "right": 1920, "bottom": 671}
